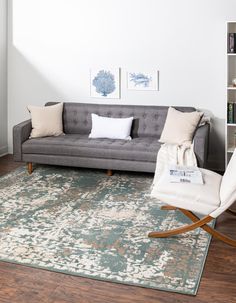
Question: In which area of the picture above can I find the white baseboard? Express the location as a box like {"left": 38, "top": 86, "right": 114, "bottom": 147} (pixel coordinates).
{"left": 8, "top": 145, "right": 13, "bottom": 154}
{"left": 0, "top": 146, "right": 8, "bottom": 157}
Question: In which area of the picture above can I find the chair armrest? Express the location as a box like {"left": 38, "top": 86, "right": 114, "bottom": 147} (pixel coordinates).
{"left": 13, "top": 120, "right": 32, "bottom": 161}
{"left": 193, "top": 123, "right": 210, "bottom": 168}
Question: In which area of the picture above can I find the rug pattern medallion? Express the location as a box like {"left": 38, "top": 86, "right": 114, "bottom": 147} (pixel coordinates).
{"left": 0, "top": 166, "right": 212, "bottom": 295}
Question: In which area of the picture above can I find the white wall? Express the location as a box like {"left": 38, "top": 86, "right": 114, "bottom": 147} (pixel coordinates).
{"left": 7, "top": 0, "right": 236, "bottom": 170}
{"left": 0, "top": 0, "right": 7, "bottom": 156}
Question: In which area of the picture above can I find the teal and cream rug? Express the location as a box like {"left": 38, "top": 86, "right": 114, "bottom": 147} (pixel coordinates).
{"left": 0, "top": 166, "right": 212, "bottom": 295}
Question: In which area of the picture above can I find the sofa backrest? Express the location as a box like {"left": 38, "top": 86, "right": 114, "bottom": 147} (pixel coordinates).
{"left": 46, "top": 102, "right": 196, "bottom": 138}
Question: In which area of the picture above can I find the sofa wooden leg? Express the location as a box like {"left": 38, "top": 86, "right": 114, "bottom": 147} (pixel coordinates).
{"left": 27, "top": 162, "right": 33, "bottom": 175}
{"left": 107, "top": 169, "right": 113, "bottom": 176}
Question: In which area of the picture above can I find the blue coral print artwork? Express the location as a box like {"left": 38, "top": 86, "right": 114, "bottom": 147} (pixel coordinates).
{"left": 93, "top": 70, "right": 115, "bottom": 97}
{"left": 127, "top": 71, "right": 159, "bottom": 91}
{"left": 91, "top": 68, "right": 120, "bottom": 98}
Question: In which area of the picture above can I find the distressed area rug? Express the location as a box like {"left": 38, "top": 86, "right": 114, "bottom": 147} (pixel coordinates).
{"left": 0, "top": 165, "right": 212, "bottom": 295}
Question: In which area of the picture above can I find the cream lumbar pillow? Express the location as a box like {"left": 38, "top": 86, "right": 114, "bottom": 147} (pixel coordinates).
{"left": 159, "top": 107, "right": 203, "bottom": 145}
{"left": 27, "top": 103, "right": 64, "bottom": 138}
{"left": 89, "top": 113, "right": 133, "bottom": 140}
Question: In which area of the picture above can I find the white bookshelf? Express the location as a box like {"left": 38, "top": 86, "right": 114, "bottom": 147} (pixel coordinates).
{"left": 226, "top": 22, "right": 236, "bottom": 166}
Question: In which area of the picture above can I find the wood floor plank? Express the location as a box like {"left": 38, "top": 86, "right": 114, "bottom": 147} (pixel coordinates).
{"left": 0, "top": 155, "right": 235, "bottom": 303}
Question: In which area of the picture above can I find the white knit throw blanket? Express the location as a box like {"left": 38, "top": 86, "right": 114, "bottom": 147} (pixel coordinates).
{"left": 151, "top": 143, "right": 197, "bottom": 197}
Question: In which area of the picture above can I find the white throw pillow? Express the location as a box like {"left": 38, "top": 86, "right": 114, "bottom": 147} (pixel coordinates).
{"left": 89, "top": 114, "right": 133, "bottom": 140}
{"left": 27, "top": 103, "right": 64, "bottom": 138}
{"left": 159, "top": 107, "right": 203, "bottom": 145}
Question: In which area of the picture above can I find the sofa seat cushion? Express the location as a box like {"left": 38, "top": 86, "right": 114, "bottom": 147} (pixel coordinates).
{"left": 22, "top": 134, "right": 161, "bottom": 162}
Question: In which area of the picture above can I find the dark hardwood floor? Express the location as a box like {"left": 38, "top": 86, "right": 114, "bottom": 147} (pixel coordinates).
{"left": 0, "top": 154, "right": 236, "bottom": 303}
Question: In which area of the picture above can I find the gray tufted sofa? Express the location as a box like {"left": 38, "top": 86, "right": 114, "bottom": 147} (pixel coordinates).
{"left": 13, "top": 102, "right": 209, "bottom": 174}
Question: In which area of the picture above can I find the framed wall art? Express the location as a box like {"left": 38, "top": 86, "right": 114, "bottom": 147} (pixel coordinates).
{"left": 90, "top": 68, "right": 120, "bottom": 98}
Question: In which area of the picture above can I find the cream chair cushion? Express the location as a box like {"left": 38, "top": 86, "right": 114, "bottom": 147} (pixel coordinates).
{"left": 28, "top": 103, "right": 64, "bottom": 138}
{"left": 220, "top": 149, "right": 236, "bottom": 206}
{"left": 210, "top": 149, "right": 236, "bottom": 218}
{"left": 152, "top": 168, "right": 222, "bottom": 216}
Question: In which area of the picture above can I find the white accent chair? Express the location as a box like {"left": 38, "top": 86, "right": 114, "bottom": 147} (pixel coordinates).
{"left": 149, "top": 149, "right": 236, "bottom": 247}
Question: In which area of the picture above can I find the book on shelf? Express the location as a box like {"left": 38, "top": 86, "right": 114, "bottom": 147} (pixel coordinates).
{"left": 168, "top": 165, "right": 203, "bottom": 184}
{"left": 227, "top": 102, "right": 236, "bottom": 123}
{"left": 228, "top": 33, "right": 236, "bottom": 53}
{"left": 234, "top": 104, "right": 236, "bottom": 124}
{"left": 227, "top": 102, "right": 234, "bottom": 123}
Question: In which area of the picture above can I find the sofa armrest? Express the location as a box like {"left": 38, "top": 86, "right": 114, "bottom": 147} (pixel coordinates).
{"left": 193, "top": 123, "right": 210, "bottom": 168}
{"left": 13, "top": 120, "right": 32, "bottom": 161}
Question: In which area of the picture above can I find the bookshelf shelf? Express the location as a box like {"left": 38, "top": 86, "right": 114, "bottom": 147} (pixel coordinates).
{"left": 227, "top": 86, "right": 236, "bottom": 90}
{"left": 227, "top": 53, "right": 236, "bottom": 56}
{"left": 227, "top": 123, "right": 236, "bottom": 126}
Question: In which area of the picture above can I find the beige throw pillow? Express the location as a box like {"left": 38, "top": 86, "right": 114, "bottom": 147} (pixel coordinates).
{"left": 159, "top": 107, "right": 203, "bottom": 145}
{"left": 28, "top": 103, "right": 64, "bottom": 138}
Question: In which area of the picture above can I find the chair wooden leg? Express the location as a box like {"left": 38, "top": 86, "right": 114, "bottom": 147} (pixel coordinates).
{"left": 226, "top": 209, "right": 236, "bottom": 216}
{"left": 161, "top": 205, "right": 177, "bottom": 210}
{"left": 179, "top": 209, "right": 236, "bottom": 247}
{"left": 107, "top": 169, "right": 113, "bottom": 176}
{"left": 148, "top": 215, "right": 213, "bottom": 238}
{"left": 155, "top": 204, "right": 236, "bottom": 247}
{"left": 27, "top": 162, "right": 33, "bottom": 175}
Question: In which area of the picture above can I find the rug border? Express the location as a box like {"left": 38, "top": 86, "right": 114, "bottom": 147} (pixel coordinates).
{"left": 0, "top": 256, "right": 199, "bottom": 296}
{"left": 0, "top": 228, "right": 214, "bottom": 297}
{"left": 193, "top": 221, "right": 215, "bottom": 295}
